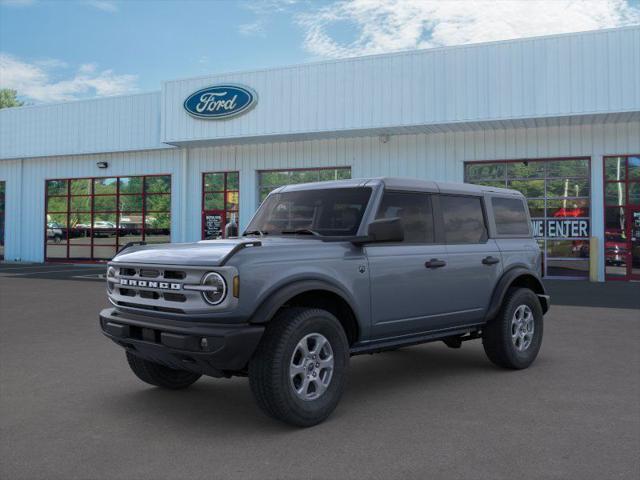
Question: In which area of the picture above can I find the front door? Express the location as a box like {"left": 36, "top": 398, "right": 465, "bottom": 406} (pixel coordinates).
{"left": 629, "top": 208, "right": 640, "bottom": 280}
{"left": 366, "top": 191, "right": 453, "bottom": 339}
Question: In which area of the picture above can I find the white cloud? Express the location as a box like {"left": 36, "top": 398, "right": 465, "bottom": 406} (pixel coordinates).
{"left": 0, "top": 53, "right": 138, "bottom": 103}
{"left": 83, "top": 0, "right": 118, "bottom": 13}
{"left": 238, "top": 19, "right": 266, "bottom": 36}
{"left": 297, "top": 0, "right": 640, "bottom": 58}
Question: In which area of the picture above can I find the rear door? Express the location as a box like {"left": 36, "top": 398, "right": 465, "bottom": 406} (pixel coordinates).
{"left": 439, "top": 194, "right": 503, "bottom": 325}
{"left": 365, "top": 191, "right": 451, "bottom": 338}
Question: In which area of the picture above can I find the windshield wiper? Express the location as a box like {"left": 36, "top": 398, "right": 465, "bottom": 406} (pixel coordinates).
{"left": 281, "top": 228, "right": 322, "bottom": 237}
{"left": 243, "top": 229, "right": 268, "bottom": 237}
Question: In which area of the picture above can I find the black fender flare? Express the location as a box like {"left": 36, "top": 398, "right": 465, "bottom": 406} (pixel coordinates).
{"left": 248, "top": 279, "right": 360, "bottom": 326}
{"left": 484, "top": 267, "right": 549, "bottom": 322}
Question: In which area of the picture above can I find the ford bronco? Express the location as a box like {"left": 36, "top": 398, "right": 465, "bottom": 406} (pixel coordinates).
{"left": 100, "top": 177, "right": 549, "bottom": 427}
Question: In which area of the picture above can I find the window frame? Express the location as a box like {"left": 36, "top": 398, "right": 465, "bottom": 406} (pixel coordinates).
{"left": 486, "top": 194, "right": 532, "bottom": 239}
{"left": 374, "top": 190, "right": 439, "bottom": 245}
{"left": 201, "top": 171, "right": 240, "bottom": 239}
{"left": 438, "top": 193, "right": 490, "bottom": 245}
{"left": 44, "top": 174, "right": 171, "bottom": 262}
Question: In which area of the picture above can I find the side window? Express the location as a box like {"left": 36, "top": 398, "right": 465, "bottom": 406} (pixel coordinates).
{"left": 492, "top": 197, "right": 530, "bottom": 235}
{"left": 440, "top": 195, "right": 488, "bottom": 244}
{"left": 375, "top": 191, "right": 434, "bottom": 243}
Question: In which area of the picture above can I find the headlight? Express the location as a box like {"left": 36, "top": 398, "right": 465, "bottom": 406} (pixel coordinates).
{"left": 201, "top": 272, "right": 227, "bottom": 305}
{"left": 106, "top": 266, "right": 116, "bottom": 293}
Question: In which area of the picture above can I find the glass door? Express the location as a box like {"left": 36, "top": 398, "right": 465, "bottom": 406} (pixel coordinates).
{"left": 631, "top": 208, "right": 640, "bottom": 280}
{"left": 604, "top": 155, "right": 640, "bottom": 281}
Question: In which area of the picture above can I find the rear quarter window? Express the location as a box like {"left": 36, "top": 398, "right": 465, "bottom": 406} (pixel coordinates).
{"left": 491, "top": 197, "right": 530, "bottom": 235}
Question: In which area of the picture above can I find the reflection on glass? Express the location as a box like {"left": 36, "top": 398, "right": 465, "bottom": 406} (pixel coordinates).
{"left": 227, "top": 172, "right": 239, "bottom": 190}
{"left": 204, "top": 193, "right": 224, "bottom": 210}
{"left": 70, "top": 179, "right": 91, "bottom": 195}
{"left": 144, "top": 230, "right": 171, "bottom": 244}
{"left": 546, "top": 240, "right": 589, "bottom": 258}
{"left": 547, "top": 159, "right": 589, "bottom": 178}
{"left": 47, "top": 180, "right": 67, "bottom": 196}
{"left": 94, "top": 195, "right": 117, "bottom": 212}
{"left": 547, "top": 199, "right": 589, "bottom": 218}
{"left": 527, "top": 199, "right": 545, "bottom": 218}
{"left": 93, "top": 246, "right": 117, "bottom": 260}
{"left": 546, "top": 260, "right": 589, "bottom": 277}
{"left": 145, "top": 194, "right": 170, "bottom": 212}
{"left": 204, "top": 173, "right": 224, "bottom": 191}
{"left": 546, "top": 179, "right": 589, "bottom": 198}
{"left": 119, "top": 177, "right": 143, "bottom": 194}
{"left": 119, "top": 195, "right": 143, "bottom": 212}
{"left": 628, "top": 156, "right": 640, "bottom": 180}
{"left": 145, "top": 176, "right": 171, "bottom": 193}
{"left": 605, "top": 183, "right": 625, "bottom": 206}
{"left": 46, "top": 244, "right": 67, "bottom": 258}
{"left": 465, "top": 163, "right": 505, "bottom": 182}
{"left": 46, "top": 197, "right": 68, "bottom": 212}
{"left": 507, "top": 161, "right": 545, "bottom": 179}
{"left": 604, "top": 157, "right": 626, "bottom": 181}
{"left": 145, "top": 214, "right": 171, "bottom": 230}
{"left": 94, "top": 178, "right": 117, "bottom": 194}
{"left": 604, "top": 208, "right": 626, "bottom": 237}
{"left": 70, "top": 196, "right": 91, "bottom": 212}
{"left": 46, "top": 224, "right": 66, "bottom": 244}
{"left": 507, "top": 179, "right": 544, "bottom": 198}
{"left": 68, "top": 246, "right": 92, "bottom": 259}
{"left": 629, "top": 183, "right": 640, "bottom": 205}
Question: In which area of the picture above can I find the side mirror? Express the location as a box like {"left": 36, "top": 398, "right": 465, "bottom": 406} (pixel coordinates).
{"left": 359, "top": 217, "right": 404, "bottom": 244}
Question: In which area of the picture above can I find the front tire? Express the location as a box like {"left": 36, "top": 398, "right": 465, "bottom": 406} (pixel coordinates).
{"left": 482, "top": 288, "right": 543, "bottom": 369}
{"left": 249, "top": 307, "right": 349, "bottom": 427}
{"left": 126, "top": 352, "right": 201, "bottom": 389}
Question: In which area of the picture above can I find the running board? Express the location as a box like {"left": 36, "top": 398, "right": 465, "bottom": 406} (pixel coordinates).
{"left": 350, "top": 325, "right": 483, "bottom": 356}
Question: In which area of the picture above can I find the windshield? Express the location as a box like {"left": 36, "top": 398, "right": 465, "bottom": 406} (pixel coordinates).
{"left": 246, "top": 187, "right": 372, "bottom": 237}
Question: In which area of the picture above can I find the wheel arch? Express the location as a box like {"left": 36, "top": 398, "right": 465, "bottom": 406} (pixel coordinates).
{"left": 485, "top": 267, "right": 549, "bottom": 322}
{"left": 248, "top": 280, "right": 361, "bottom": 345}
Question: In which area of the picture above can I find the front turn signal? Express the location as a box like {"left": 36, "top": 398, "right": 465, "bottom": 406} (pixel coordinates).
{"left": 233, "top": 275, "right": 240, "bottom": 298}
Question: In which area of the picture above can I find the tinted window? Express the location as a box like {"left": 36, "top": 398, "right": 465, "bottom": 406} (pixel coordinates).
{"left": 376, "top": 192, "right": 434, "bottom": 243}
{"left": 492, "top": 197, "right": 530, "bottom": 235}
{"left": 440, "top": 195, "right": 487, "bottom": 244}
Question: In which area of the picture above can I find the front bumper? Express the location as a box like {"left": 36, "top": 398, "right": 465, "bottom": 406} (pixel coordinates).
{"left": 99, "top": 308, "right": 264, "bottom": 377}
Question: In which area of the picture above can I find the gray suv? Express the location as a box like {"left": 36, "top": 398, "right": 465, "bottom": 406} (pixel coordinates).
{"left": 100, "top": 178, "right": 549, "bottom": 426}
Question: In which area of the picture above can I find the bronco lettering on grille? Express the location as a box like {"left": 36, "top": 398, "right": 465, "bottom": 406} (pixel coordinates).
{"left": 119, "top": 279, "right": 181, "bottom": 290}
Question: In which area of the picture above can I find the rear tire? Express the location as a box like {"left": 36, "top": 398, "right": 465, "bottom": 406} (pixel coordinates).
{"left": 126, "top": 352, "right": 201, "bottom": 389}
{"left": 249, "top": 307, "right": 349, "bottom": 427}
{"left": 482, "top": 288, "right": 543, "bottom": 369}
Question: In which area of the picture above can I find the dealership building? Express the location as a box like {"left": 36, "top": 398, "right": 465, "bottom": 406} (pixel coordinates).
{"left": 1, "top": 26, "right": 639, "bottom": 281}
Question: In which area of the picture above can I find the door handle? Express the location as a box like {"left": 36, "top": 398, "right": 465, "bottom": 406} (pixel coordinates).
{"left": 482, "top": 256, "right": 500, "bottom": 265}
{"left": 425, "top": 259, "right": 447, "bottom": 269}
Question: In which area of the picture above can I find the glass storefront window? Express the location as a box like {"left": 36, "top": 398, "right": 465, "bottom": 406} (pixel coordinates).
{"left": 0, "top": 181, "right": 5, "bottom": 260}
{"left": 45, "top": 174, "right": 171, "bottom": 261}
{"left": 202, "top": 171, "right": 240, "bottom": 240}
{"left": 465, "top": 158, "right": 591, "bottom": 278}
{"left": 258, "top": 167, "right": 352, "bottom": 203}
{"left": 603, "top": 155, "right": 640, "bottom": 280}
{"left": 605, "top": 183, "right": 625, "bottom": 206}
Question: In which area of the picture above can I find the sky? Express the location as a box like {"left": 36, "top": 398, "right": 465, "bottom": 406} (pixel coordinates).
{"left": 1, "top": 0, "right": 639, "bottom": 104}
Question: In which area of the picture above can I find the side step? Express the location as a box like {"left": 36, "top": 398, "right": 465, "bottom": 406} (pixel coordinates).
{"left": 350, "top": 324, "right": 484, "bottom": 356}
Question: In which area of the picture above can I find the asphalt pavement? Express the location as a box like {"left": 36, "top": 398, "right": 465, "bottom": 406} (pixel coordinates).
{"left": 0, "top": 264, "right": 638, "bottom": 480}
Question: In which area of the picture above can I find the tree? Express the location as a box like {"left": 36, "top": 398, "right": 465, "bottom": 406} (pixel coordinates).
{"left": 0, "top": 89, "right": 24, "bottom": 109}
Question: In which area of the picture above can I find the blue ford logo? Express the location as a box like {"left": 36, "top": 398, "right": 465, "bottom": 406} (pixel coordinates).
{"left": 183, "top": 84, "right": 257, "bottom": 119}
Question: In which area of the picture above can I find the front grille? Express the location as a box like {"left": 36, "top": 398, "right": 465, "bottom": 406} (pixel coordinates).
{"left": 107, "top": 263, "right": 219, "bottom": 315}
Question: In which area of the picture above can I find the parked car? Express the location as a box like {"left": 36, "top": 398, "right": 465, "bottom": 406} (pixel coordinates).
{"left": 46, "top": 222, "right": 64, "bottom": 243}
{"left": 100, "top": 178, "right": 549, "bottom": 426}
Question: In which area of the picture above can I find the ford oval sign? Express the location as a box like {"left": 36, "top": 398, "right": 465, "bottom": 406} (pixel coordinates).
{"left": 183, "top": 84, "right": 257, "bottom": 120}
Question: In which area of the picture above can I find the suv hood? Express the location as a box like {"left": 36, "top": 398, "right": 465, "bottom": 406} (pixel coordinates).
{"left": 111, "top": 237, "right": 325, "bottom": 266}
